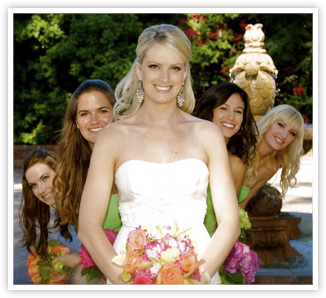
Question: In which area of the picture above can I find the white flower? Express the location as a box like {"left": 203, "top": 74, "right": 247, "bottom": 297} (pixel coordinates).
{"left": 161, "top": 248, "right": 180, "bottom": 263}
{"left": 150, "top": 262, "right": 161, "bottom": 277}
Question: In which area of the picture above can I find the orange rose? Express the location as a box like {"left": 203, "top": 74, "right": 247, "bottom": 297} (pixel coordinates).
{"left": 123, "top": 250, "right": 141, "bottom": 274}
{"left": 180, "top": 252, "right": 198, "bottom": 273}
{"left": 27, "top": 252, "right": 42, "bottom": 284}
{"left": 128, "top": 228, "right": 147, "bottom": 251}
{"left": 51, "top": 245, "right": 71, "bottom": 255}
{"left": 160, "top": 263, "right": 184, "bottom": 284}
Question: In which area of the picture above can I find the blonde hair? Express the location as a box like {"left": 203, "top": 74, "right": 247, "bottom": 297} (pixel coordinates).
{"left": 245, "top": 104, "right": 304, "bottom": 197}
{"left": 114, "top": 24, "right": 195, "bottom": 120}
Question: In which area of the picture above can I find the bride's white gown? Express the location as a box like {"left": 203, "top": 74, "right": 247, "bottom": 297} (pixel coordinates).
{"left": 110, "top": 158, "right": 220, "bottom": 284}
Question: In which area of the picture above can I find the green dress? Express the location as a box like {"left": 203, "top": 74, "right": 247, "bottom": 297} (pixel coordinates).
{"left": 102, "top": 194, "right": 122, "bottom": 231}
{"left": 203, "top": 185, "right": 250, "bottom": 237}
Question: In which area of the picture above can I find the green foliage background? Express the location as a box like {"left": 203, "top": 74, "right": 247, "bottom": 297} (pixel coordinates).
{"left": 13, "top": 13, "right": 313, "bottom": 145}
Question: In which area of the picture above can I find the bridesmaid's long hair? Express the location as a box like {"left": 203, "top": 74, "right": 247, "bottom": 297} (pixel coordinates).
{"left": 19, "top": 149, "right": 57, "bottom": 256}
{"left": 246, "top": 104, "right": 304, "bottom": 197}
{"left": 54, "top": 79, "right": 115, "bottom": 235}
{"left": 194, "top": 82, "right": 258, "bottom": 165}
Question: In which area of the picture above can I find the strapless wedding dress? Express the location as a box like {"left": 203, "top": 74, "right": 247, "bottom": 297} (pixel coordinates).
{"left": 109, "top": 158, "right": 220, "bottom": 284}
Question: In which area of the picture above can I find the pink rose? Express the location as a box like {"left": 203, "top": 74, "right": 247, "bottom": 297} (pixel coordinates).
{"left": 133, "top": 268, "right": 154, "bottom": 285}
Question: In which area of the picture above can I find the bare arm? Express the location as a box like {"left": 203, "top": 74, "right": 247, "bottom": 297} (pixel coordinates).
{"left": 229, "top": 154, "right": 246, "bottom": 195}
{"left": 200, "top": 124, "right": 240, "bottom": 279}
{"left": 78, "top": 126, "right": 123, "bottom": 284}
{"left": 239, "top": 168, "right": 277, "bottom": 209}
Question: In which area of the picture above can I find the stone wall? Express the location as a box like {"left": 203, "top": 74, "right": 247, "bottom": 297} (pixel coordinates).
{"left": 13, "top": 145, "right": 58, "bottom": 168}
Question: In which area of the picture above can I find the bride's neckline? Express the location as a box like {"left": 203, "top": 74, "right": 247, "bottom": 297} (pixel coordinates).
{"left": 115, "top": 158, "right": 208, "bottom": 174}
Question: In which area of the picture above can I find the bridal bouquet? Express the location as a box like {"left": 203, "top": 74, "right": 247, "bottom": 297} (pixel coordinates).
{"left": 112, "top": 222, "right": 201, "bottom": 284}
{"left": 26, "top": 239, "right": 73, "bottom": 284}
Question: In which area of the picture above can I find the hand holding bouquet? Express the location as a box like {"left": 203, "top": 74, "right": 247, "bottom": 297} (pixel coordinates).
{"left": 26, "top": 240, "right": 73, "bottom": 284}
{"left": 112, "top": 222, "right": 202, "bottom": 285}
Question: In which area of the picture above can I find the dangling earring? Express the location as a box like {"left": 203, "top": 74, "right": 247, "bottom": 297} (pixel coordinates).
{"left": 136, "top": 81, "right": 144, "bottom": 103}
{"left": 177, "top": 82, "right": 185, "bottom": 107}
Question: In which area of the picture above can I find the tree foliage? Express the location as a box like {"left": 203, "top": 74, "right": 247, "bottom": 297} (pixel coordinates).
{"left": 13, "top": 13, "right": 313, "bottom": 144}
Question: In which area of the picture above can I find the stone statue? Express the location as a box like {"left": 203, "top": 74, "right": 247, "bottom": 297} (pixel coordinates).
{"left": 230, "top": 23, "right": 278, "bottom": 120}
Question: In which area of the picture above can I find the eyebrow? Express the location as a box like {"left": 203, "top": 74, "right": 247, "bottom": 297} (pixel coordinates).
{"left": 279, "top": 120, "right": 297, "bottom": 132}
{"left": 146, "top": 60, "right": 184, "bottom": 66}
{"left": 223, "top": 103, "right": 244, "bottom": 109}
{"left": 78, "top": 106, "right": 111, "bottom": 113}
{"left": 28, "top": 172, "right": 50, "bottom": 186}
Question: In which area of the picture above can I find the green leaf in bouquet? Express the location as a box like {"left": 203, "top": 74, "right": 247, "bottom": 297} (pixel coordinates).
{"left": 183, "top": 270, "right": 194, "bottom": 279}
{"left": 122, "top": 270, "right": 131, "bottom": 283}
{"left": 53, "top": 262, "right": 74, "bottom": 274}
{"left": 184, "top": 277, "right": 200, "bottom": 285}
{"left": 148, "top": 257, "right": 160, "bottom": 264}
{"left": 37, "top": 258, "right": 52, "bottom": 284}
{"left": 47, "top": 239, "right": 61, "bottom": 247}
{"left": 218, "top": 267, "right": 245, "bottom": 284}
{"left": 81, "top": 266, "right": 106, "bottom": 284}
{"left": 137, "top": 261, "right": 153, "bottom": 269}
{"left": 238, "top": 229, "right": 247, "bottom": 243}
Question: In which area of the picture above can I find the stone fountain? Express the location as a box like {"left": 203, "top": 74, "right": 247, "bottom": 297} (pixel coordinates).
{"left": 244, "top": 184, "right": 301, "bottom": 267}
{"left": 230, "top": 23, "right": 278, "bottom": 122}
{"left": 229, "top": 24, "right": 302, "bottom": 268}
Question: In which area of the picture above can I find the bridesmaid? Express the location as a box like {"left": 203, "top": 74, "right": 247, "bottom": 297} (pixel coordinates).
{"left": 19, "top": 149, "right": 80, "bottom": 283}
{"left": 54, "top": 79, "right": 122, "bottom": 247}
{"left": 194, "top": 82, "right": 257, "bottom": 235}
{"left": 239, "top": 104, "right": 304, "bottom": 210}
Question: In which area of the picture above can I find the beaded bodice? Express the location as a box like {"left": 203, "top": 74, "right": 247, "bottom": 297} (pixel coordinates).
{"left": 115, "top": 158, "right": 209, "bottom": 229}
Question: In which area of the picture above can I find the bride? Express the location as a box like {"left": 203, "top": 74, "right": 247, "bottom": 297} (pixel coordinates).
{"left": 78, "top": 24, "right": 240, "bottom": 284}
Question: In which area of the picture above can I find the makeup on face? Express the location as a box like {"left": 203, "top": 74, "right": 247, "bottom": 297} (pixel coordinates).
{"left": 76, "top": 91, "right": 113, "bottom": 148}
{"left": 25, "top": 162, "right": 56, "bottom": 206}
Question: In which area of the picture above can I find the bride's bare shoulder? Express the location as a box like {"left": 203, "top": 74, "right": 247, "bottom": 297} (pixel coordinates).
{"left": 96, "top": 120, "right": 133, "bottom": 144}
{"left": 190, "top": 115, "right": 222, "bottom": 137}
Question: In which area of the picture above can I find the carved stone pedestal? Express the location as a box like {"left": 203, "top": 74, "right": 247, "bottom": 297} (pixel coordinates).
{"left": 244, "top": 185, "right": 301, "bottom": 267}
{"left": 245, "top": 215, "right": 301, "bottom": 267}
